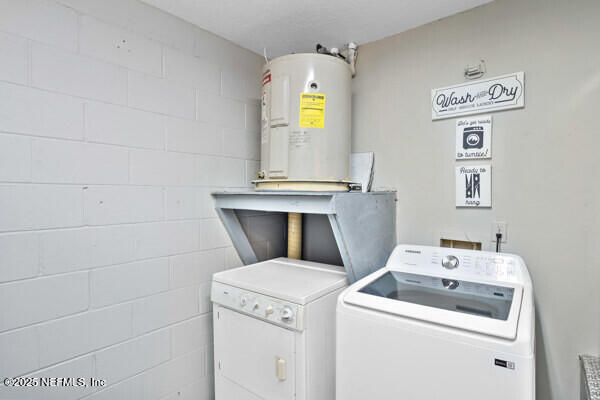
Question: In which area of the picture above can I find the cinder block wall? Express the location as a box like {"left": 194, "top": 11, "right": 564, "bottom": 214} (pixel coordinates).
{"left": 0, "top": 0, "right": 263, "bottom": 398}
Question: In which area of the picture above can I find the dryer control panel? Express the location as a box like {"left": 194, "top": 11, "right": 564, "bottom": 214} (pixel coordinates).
{"left": 211, "top": 281, "right": 304, "bottom": 331}
{"left": 386, "top": 245, "right": 527, "bottom": 285}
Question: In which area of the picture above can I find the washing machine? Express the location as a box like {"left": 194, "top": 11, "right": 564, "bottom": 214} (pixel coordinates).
{"left": 336, "top": 244, "right": 535, "bottom": 399}
{"left": 211, "top": 257, "right": 347, "bottom": 400}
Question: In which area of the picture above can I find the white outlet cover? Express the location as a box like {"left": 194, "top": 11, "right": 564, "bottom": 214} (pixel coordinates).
{"left": 491, "top": 222, "right": 507, "bottom": 243}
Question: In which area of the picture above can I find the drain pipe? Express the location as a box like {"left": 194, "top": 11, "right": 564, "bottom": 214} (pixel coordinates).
{"left": 287, "top": 213, "right": 302, "bottom": 259}
{"left": 347, "top": 42, "right": 358, "bottom": 77}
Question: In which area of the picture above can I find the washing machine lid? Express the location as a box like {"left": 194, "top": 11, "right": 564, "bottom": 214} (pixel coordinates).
{"left": 343, "top": 269, "right": 523, "bottom": 340}
{"left": 213, "top": 258, "right": 347, "bottom": 305}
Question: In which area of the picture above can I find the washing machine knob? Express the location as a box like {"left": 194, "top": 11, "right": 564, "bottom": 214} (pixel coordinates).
{"left": 281, "top": 306, "right": 293, "bottom": 322}
{"left": 442, "top": 255, "right": 459, "bottom": 269}
{"left": 240, "top": 297, "right": 247, "bottom": 306}
{"left": 265, "top": 305, "right": 274, "bottom": 316}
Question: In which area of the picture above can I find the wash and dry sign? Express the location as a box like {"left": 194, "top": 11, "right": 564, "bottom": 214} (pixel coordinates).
{"left": 431, "top": 72, "right": 524, "bottom": 120}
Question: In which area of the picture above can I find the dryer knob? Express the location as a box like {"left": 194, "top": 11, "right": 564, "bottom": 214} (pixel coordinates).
{"left": 281, "top": 306, "right": 293, "bottom": 322}
{"left": 442, "top": 255, "right": 459, "bottom": 269}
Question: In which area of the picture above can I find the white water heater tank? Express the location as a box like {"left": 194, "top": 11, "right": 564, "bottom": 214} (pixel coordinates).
{"left": 256, "top": 53, "right": 352, "bottom": 191}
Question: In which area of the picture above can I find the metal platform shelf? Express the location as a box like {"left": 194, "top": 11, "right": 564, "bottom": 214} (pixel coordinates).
{"left": 212, "top": 190, "right": 397, "bottom": 283}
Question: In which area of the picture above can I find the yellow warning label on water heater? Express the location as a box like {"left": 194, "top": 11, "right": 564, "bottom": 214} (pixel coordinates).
{"left": 299, "top": 93, "right": 325, "bottom": 129}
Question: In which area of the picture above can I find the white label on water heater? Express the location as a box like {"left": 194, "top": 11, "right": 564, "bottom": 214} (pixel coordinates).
{"left": 289, "top": 129, "right": 310, "bottom": 148}
{"left": 261, "top": 85, "right": 270, "bottom": 144}
{"left": 270, "top": 76, "right": 290, "bottom": 127}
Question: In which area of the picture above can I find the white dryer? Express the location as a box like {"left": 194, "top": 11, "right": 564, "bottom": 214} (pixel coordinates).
{"left": 336, "top": 245, "right": 535, "bottom": 400}
{"left": 211, "top": 258, "right": 347, "bottom": 400}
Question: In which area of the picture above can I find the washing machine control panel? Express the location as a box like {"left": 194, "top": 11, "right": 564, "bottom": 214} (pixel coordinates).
{"left": 389, "top": 246, "right": 524, "bottom": 284}
{"left": 211, "top": 281, "right": 304, "bottom": 330}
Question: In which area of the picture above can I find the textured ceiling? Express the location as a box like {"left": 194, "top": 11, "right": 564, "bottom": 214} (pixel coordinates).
{"left": 141, "top": 0, "right": 493, "bottom": 57}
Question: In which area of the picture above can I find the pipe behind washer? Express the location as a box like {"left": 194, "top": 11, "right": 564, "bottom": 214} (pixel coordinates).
{"left": 287, "top": 212, "right": 302, "bottom": 259}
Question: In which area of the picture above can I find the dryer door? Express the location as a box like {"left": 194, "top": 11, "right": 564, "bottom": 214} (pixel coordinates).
{"left": 214, "top": 305, "right": 296, "bottom": 400}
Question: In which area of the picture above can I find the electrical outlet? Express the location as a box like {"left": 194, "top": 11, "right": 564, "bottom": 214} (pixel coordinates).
{"left": 491, "top": 222, "right": 507, "bottom": 243}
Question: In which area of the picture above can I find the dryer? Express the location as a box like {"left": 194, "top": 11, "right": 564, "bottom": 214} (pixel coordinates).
{"left": 336, "top": 244, "right": 535, "bottom": 399}
{"left": 212, "top": 258, "right": 347, "bottom": 400}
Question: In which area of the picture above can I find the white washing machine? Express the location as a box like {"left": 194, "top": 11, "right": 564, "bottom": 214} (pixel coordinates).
{"left": 211, "top": 258, "right": 347, "bottom": 400}
{"left": 336, "top": 245, "right": 535, "bottom": 400}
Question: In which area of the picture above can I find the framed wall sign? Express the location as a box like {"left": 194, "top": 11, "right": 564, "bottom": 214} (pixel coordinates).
{"left": 456, "top": 115, "right": 492, "bottom": 160}
{"left": 432, "top": 72, "right": 524, "bottom": 120}
{"left": 456, "top": 164, "right": 491, "bottom": 207}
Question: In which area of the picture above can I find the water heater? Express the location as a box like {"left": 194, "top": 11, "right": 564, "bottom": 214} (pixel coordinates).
{"left": 256, "top": 53, "right": 353, "bottom": 191}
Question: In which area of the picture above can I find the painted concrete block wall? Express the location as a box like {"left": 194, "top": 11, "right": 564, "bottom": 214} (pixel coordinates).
{"left": 0, "top": 0, "right": 263, "bottom": 398}
{"left": 238, "top": 211, "right": 288, "bottom": 261}
{"left": 350, "top": 0, "right": 600, "bottom": 398}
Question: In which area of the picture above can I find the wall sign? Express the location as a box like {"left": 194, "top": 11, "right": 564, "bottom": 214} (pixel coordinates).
{"left": 456, "top": 115, "right": 492, "bottom": 160}
{"left": 456, "top": 164, "right": 491, "bottom": 207}
{"left": 432, "top": 72, "right": 524, "bottom": 120}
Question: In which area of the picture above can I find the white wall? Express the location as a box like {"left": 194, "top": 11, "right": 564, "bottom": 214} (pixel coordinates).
{"left": 0, "top": 0, "right": 262, "bottom": 398}
{"left": 351, "top": 0, "right": 600, "bottom": 398}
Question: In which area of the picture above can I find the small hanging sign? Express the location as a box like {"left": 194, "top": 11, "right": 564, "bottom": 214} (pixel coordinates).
{"left": 456, "top": 164, "right": 491, "bottom": 208}
{"left": 456, "top": 115, "right": 492, "bottom": 160}
{"left": 432, "top": 72, "right": 524, "bottom": 120}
